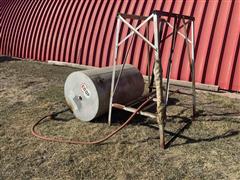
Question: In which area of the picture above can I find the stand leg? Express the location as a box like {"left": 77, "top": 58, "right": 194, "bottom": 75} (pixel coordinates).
{"left": 153, "top": 13, "right": 166, "bottom": 149}
{"left": 182, "top": 18, "right": 196, "bottom": 121}
{"left": 165, "top": 17, "right": 179, "bottom": 105}
{"left": 108, "top": 17, "right": 121, "bottom": 126}
{"left": 146, "top": 22, "right": 151, "bottom": 90}
{"left": 191, "top": 21, "right": 196, "bottom": 119}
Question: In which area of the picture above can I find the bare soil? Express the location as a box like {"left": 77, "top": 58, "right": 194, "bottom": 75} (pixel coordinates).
{"left": 0, "top": 60, "right": 240, "bottom": 179}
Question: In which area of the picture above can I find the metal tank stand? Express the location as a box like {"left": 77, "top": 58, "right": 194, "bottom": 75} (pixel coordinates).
{"left": 108, "top": 11, "right": 195, "bottom": 149}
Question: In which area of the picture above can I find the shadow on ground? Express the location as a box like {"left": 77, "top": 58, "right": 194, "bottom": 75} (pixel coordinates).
{"left": 0, "top": 60, "right": 240, "bottom": 179}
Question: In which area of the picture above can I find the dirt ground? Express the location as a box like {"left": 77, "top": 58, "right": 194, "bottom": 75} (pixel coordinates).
{"left": 0, "top": 59, "right": 240, "bottom": 180}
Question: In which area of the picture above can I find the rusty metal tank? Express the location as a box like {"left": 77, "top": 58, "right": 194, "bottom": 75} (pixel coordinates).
{"left": 64, "top": 64, "right": 144, "bottom": 121}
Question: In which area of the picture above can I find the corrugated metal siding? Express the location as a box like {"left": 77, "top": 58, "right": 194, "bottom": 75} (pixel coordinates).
{"left": 1, "top": 0, "right": 240, "bottom": 91}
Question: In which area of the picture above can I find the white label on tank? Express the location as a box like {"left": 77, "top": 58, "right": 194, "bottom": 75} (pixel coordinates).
{"left": 80, "top": 83, "right": 91, "bottom": 98}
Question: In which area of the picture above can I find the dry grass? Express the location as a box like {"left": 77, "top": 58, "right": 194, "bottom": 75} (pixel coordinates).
{"left": 0, "top": 60, "right": 240, "bottom": 179}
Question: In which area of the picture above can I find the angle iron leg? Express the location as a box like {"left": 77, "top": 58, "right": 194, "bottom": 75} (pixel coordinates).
{"left": 146, "top": 22, "right": 151, "bottom": 89}
{"left": 108, "top": 17, "right": 121, "bottom": 126}
{"left": 182, "top": 18, "right": 196, "bottom": 120}
{"left": 191, "top": 20, "right": 196, "bottom": 119}
{"left": 165, "top": 17, "right": 179, "bottom": 105}
{"left": 153, "top": 13, "right": 166, "bottom": 149}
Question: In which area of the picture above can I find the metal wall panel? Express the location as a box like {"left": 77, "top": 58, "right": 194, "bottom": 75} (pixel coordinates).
{"left": 1, "top": 0, "right": 239, "bottom": 92}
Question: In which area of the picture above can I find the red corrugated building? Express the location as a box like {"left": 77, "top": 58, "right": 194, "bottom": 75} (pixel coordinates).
{"left": 0, "top": 0, "right": 239, "bottom": 91}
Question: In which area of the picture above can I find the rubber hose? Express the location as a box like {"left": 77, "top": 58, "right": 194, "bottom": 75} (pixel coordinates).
{"left": 31, "top": 96, "right": 153, "bottom": 145}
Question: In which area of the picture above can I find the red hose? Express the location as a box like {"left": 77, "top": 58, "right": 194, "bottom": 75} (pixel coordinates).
{"left": 31, "top": 96, "right": 153, "bottom": 145}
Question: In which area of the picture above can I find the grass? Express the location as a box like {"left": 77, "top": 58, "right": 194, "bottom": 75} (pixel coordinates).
{"left": 0, "top": 60, "right": 240, "bottom": 179}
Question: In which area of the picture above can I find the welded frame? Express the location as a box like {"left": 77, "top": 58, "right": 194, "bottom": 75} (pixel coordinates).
{"left": 108, "top": 11, "right": 195, "bottom": 149}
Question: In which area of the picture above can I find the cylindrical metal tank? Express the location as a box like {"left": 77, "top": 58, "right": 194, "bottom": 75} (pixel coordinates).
{"left": 64, "top": 64, "right": 144, "bottom": 121}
